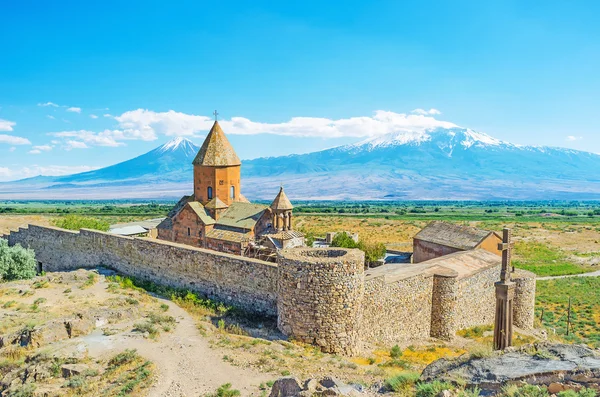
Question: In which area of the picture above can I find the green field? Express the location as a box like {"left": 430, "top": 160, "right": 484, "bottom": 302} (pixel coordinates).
{"left": 536, "top": 277, "right": 600, "bottom": 347}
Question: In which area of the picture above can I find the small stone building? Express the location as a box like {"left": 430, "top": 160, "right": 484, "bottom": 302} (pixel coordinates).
{"left": 157, "top": 120, "right": 304, "bottom": 255}
{"left": 413, "top": 221, "right": 502, "bottom": 263}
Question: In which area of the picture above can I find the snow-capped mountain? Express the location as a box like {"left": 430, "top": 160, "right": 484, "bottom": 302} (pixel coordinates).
{"left": 1, "top": 129, "right": 599, "bottom": 200}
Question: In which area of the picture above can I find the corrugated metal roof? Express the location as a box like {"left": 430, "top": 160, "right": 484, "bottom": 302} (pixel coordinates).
{"left": 414, "top": 221, "right": 498, "bottom": 250}
{"left": 192, "top": 121, "right": 241, "bottom": 167}
{"left": 109, "top": 225, "right": 149, "bottom": 236}
{"left": 216, "top": 202, "right": 267, "bottom": 231}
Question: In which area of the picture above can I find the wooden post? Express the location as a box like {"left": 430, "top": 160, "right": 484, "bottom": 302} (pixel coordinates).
{"left": 567, "top": 297, "right": 572, "bottom": 336}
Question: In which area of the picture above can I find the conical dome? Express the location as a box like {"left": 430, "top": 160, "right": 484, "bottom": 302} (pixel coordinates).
{"left": 192, "top": 121, "right": 241, "bottom": 166}
{"left": 270, "top": 187, "right": 293, "bottom": 210}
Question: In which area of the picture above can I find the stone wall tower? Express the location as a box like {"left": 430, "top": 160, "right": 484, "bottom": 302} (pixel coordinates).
{"left": 270, "top": 187, "right": 294, "bottom": 231}
{"left": 276, "top": 247, "right": 365, "bottom": 355}
{"left": 193, "top": 120, "right": 241, "bottom": 206}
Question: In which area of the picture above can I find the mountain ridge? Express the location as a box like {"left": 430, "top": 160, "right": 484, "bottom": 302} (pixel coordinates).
{"left": 1, "top": 129, "right": 599, "bottom": 200}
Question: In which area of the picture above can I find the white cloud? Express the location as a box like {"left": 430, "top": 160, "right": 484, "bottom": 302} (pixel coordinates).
{"left": 566, "top": 135, "right": 583, "bottom": 141}
{"left": 38, "top": 102, "right": 59, "bottom": 107}
{"left": 50, "top": 130, "right": 131, "bottom": 148}
{"left": 66, "top": 107, "right": 81, "bottom": 113}
{"left": 0, "top": 165, "right": 99, "bottom": 182}
{"left": 9, "top": 147, "right": 16, "bottom": 152}
{"left": 0, "top": 118, "right": 16, "bottom": 131}
{"left": 33, "top": 145, "right": 53, "bottom": 152}
{"left": 90, "top": 114, "right": 98, "bottom": 119}
{"left": 103, "top": 114, "right": 112, "bottom": 118}
{"left": 66, "top": 140, "right": 89, "bottom": 150}
{"left": 411, "top": 108, "right": 442, "bottom": 116}
{"left": 114, "top": 109, "right": 457, "bottom": 139}
{"left": 0, "top": 134, "right": 31, "bottom": 145}
{"left": 47, "top": 109, "right": 458, "bottom": 150}
{"left": 46, "top": 115, "right": 56, "bottom": 120}
{"left": 28, "top": 149, "right": 41, "bottom": 154}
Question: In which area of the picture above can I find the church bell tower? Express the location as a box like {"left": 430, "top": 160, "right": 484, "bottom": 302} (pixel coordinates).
{"left": 192, "top": 112, "right": 242, "bottom": 206}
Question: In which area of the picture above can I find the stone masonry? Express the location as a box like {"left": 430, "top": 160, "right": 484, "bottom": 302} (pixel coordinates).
{"left": 2, "top": 224, "right": 536, "bottom": 355}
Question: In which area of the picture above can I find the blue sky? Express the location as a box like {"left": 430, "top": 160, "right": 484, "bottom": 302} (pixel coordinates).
{"left": 1, "top": 0, "right": 599, "bottom": 181}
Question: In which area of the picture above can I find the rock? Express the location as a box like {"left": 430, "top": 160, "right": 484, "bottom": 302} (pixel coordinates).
{"left": 304, "top": 379, "right": 319, "bottom": 393}
{"left": 61, "top": 364, "right": 90, "bottom": 378}
{"left": 320, "top": 388, "right": 340, "bottom": 396}
{"left": 269, "top": 377, "right": 303, "bottom": 397}
{"left": 320, "top": 377, "right": 342, "bottom": 389}
{"left": 548, "top": 383, "right": 565, "bottom": 394}
{"left": 437, "top": 390, "right": 453, "bottom": 397}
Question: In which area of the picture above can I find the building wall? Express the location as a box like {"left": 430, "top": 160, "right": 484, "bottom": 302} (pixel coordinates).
{"left": 454, "top": 265, "right": 500, "bottom": 331}
{"left": 6, "top": 225, "right": 277, "bottom": 315}
{"left": 413, "top": 239, "right": 462, "bottom": 263}
{"left": 205, "top": 237, "right": 243, "bottom": 255}
{"left": 477, "top": 234, "right": 503, "bottom": 256}
{"left": 361, "top": 273, "right": 433, "bottom": 344}
{"left": 276, "top": 248, "right": 365, "bottom": 355}
{"left": 3, "top": 225, "right": 536, "bottom": 355}
{"left": 194, "top": 165, "right": 241, "bottom": 205}
{"left": 169, "top": 205, "right": 206, "bottom": 247}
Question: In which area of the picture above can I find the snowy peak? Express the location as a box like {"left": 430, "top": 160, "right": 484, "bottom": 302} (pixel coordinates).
{"left": 351, "top": 127, "right": 508, "bottom": 152}
{"left": 157, "top": 137, "right": 198, "bottom": 156}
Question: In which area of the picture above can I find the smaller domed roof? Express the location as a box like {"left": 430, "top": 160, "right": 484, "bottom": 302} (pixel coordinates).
{"left": 270, "top": 187, "right": 293, "bottom": 211}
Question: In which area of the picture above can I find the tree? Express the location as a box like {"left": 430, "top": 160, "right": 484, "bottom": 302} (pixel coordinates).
{"left": 52, "top": 215, "right": 110, "bottom": 231}
{"left": 0, "top": 239, "right": 37, "bottom": 281}
{"left": 330, "top": 232, "right": 386, "bottom": 265}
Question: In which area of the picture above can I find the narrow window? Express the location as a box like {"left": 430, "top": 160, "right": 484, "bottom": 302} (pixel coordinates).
{"left": 207, "top": 186, "right": 213, "bottom": 199}
{"left": 230, "top": 186, "right": 235, "bottom": 199}
{"left": 187, "top": 228, "right": 191, "bottom": 236}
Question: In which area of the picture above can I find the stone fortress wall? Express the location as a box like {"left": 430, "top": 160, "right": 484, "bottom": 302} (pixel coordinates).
{"left": 2, "top": 225, "right": 536, "bottom": 355}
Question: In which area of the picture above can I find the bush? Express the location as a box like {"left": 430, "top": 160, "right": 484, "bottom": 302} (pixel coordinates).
{"left": 0, "top": 239, "right": 37, "bottom": 281}
{"left": 330, "top": 232, "right": 386, "bottom": 264}
{"left": 416, "top": 380, "right": 454, "bottom": 397}
{"left": 52, "top": 215, "right": 110, "bottom": 231}
{"left": 390, "top": 344, "right": 403, "bottom": 359}
{"left": 385, "top": 372, "right": 420, "bottom": 392}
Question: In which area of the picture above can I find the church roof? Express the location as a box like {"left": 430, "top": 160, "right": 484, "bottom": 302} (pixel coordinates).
{"left": 270, "top": 187, "right": 294, "bottom": 210}
{"left": 192, "top": 121, "right": 241, "bottom": 167}
{"left": 414, "top": 221, "right": 499, "bottom": 251}
{"left": 216, "top": 202, "right": 267, "bottom": 231}
{"left": 187, "top": 202, "right": 216, "bottom": 225}
{"left": 205, "top": 197, "right": 229, "bottom": 210}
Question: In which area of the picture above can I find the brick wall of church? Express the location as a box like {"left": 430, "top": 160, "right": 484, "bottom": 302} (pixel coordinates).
{"left": 168, "top": 205, "right": 207, "bottom": 247}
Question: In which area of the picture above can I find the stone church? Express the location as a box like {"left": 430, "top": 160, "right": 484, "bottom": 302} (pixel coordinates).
{"left": 157, "top": 120, "right": 304, "bottom": 257}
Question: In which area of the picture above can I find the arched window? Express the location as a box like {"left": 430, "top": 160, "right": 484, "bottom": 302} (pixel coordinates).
{"left": 230, "top": 186, "right": 235, "bottom": 199}
{"left": 207, "top": 186, "right": 213, "bottom": 200}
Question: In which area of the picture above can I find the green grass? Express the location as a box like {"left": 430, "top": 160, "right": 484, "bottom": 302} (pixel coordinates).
{"left": 513, "top": 241, "right": 590, "bottom": 277}
{"left": 536, "top": 277, "right": 600, "bottom": 347}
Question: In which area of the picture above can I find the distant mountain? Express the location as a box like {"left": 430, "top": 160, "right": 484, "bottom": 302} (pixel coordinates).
{"left": 1, "top": 130, "right": 599, "bottom": 200}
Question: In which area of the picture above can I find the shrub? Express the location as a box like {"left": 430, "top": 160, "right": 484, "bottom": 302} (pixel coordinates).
{"left": 385, "top": 372, "right": 420, "bottom": 392}
{"left": 52, "top": 215, "right": 110, "bottom": 232}
{"left": 207, "top": 383, "right": 241, "bottom": 397}
{"left": 0, "top": 239, "right": 37, "bottom": 281}
{"left": 416, "top": 380, "right": 454, "bottom": 397}
{"left": 558, "top": 389, "right": 598, "bottom": 397}
{"left": 501, "top": 384, "right": 549, "bottom": 397}
{"left": 390, "top": 344, "right": 403, "bottom": 359}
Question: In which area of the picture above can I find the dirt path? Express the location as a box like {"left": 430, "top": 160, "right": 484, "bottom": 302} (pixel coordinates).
{"left": 537, "top": 269, "right": 600, "bottom": 280}
{"left": 82, "top": 296, "right": 272, "bottom": 397}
